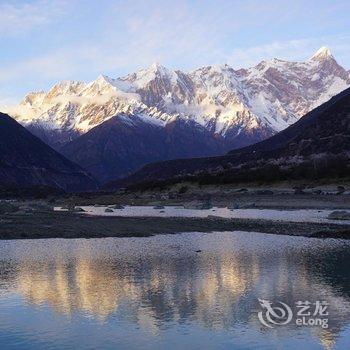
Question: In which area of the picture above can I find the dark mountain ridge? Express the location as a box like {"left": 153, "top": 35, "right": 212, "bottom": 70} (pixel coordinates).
{"left": 0, "top": 113, "right": 98, "bottom": 192}
{"left": 60, "top": 114, "right": 234, "bottom": 183}
{"left": 106, "top": 87, "right": 350, "bottom": 189}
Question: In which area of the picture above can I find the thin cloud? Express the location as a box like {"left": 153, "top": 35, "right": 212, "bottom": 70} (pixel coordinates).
{"left": 0, "top": 36, "right": 349, "bottom": 112}
{"left": 0, "top": 0, "right": 349, "bottom": 106}
{"left": 0, "top": 0, "right": 67, "bottom": 35}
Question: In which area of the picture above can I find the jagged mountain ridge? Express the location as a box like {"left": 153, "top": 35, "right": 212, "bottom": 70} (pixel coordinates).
{"left": 106, "top": 87, "right": 350, "bottom": 189}
{"left": 11, "top": 47, "right": 350, "bottom": 151}
{"left": 0, "top": 113, "right": 98, "bottom": 192}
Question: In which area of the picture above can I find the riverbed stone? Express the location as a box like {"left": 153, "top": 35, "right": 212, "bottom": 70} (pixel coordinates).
{"left": 109, "top": 204, "right": 124, "bottom": 209}
{"left": 74, "top": 207, "right": 86, "bottom": 212}
{"left": 327, "top": 211, "right": 350, "bottom": 220}
{"left": 256, "top": 190, "right": 274, "bottom": 195}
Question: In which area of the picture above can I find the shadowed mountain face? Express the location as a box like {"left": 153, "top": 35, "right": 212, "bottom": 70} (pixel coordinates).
{"left": 107, "top": 88, "right": 350, "bottom": 189}
{"left": 0, "top": 113, "right": 98, "bottom": 192}
{"left": 60, "top": 114, "right": 235, "bottom": 183}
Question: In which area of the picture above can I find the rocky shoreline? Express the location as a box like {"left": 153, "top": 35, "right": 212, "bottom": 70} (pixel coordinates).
{"left": 1, "top": 184, "right": 350, "bottom": 240}
{"left": 0, "top": 210, "right": 349, "bottom": 240}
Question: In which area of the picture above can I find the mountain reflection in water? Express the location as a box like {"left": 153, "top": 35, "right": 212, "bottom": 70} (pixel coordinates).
{"left": 1, "top": 232, "right": 350, "bottom": 349}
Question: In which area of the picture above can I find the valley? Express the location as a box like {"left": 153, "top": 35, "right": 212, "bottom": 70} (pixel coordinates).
{"left": 6, "top": 47, "right": 350, "bottom": 182}
{"left": 2, "top": 3, "right": 350, "bottom": 349}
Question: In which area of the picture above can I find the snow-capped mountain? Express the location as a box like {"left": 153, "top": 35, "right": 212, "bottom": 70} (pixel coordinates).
{"left": 11, "top": 47, "right": 349, "bottom": 149}
{"left": 108, "top": 86, "right": 350, "bottom": 189}
{"left": 6, "top": 47, "right": 350, "bottom": 182}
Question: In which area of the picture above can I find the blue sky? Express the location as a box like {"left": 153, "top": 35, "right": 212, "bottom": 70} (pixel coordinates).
{"left": 0, "top": 0, "right": 349, "bottom": 105}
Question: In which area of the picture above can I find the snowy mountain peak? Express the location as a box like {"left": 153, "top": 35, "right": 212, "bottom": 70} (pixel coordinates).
{"left": 96, "top": 74, "right": 113, "bottom": 84}
{"left": 10, "top": 49, "right": 350, "bottom": 151}
{"left": 119, "top": 62, "right": 177, "bottom": 93}
{"left": 46, "top": 80, "right": 85, "bottom": 97}
{"left": 95, "top": 74, "right": 118, "bottom": 87}
{"left": 310, "top": 46, "right": 333, "bottom": 61}
{"left": 149, "top": 62, "right": 167, "bottom": 72}
{"left": 143, "top": 62, "right": 173, "bottom": 79}
{"left": 79, "top": 74, "right": 120, "bottom": 98}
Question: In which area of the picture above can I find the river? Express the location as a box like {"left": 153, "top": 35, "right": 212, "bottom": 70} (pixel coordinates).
{"left": 0, "top": 231, "right": 350, "bottom": 349}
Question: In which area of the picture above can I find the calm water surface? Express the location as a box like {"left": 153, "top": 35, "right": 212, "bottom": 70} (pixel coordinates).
{"left": 1, "top": 231, "right": 350, "bottom": 349}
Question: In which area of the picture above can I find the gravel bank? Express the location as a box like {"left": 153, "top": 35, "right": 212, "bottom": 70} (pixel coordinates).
{"left": 0, "top": 211, "right": 349, "bottom": 240}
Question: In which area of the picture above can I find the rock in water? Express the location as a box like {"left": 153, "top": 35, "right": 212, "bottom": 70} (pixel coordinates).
{"left": 74, "top": 207, "right": 86, "bottom": 212}
{"left": 256, "top": 190, "right": 274, "bottom": 195}
{"left": 327, "top": 211, "right": 350, "bottom": 220}
{"left": 109, "top": 204, "right": 124, "bottom": 209}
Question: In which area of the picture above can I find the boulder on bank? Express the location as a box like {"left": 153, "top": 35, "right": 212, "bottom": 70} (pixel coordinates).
{"left": 327, "top": 211, "right": 350, "bottom": 220}
{"left": 109, "top": 204, "right": 124, "bottom": 209}
{"left": 241, "top": 203, "right": 256, "bottom": 209}
{"left": 198, "top": 202, "right": 213, "bottom": 210}
{"left": 74, "top": 207, "right": 86, "bottom": 212}
{"left": 228, "top": 203, "right": 240, "bottom": 210}
{"left": 18, "top": 206, "right": 34, "bottom": 214}
{"left": 256, "top": 190, "right": 274, "bottom": 195}
{"left": 105, "top": 208, "right": 114, "bottom": 213}
{"left": 337, "top": 186, "right": 346, "bottom": 195}
{"left": 293, "top": 187, "right": 306, "bottom": 195}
